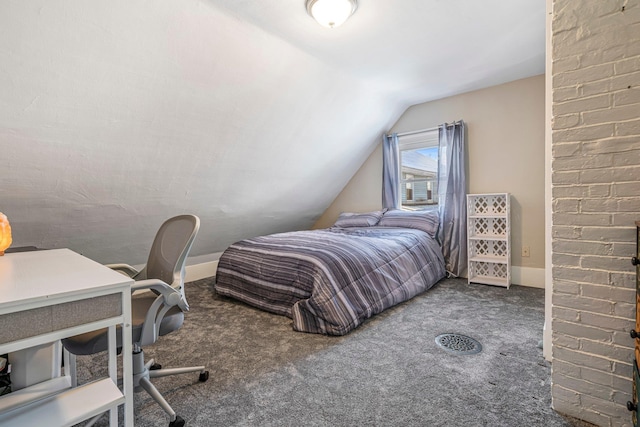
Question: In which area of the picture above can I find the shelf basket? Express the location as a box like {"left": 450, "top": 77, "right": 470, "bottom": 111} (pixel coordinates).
{"left": 469, "top": 217, "right": 508, "bottom": 238}
{"left": 469, "top": 239, "right": 509, "bottom": 260}
{"left": 468, "top": 194, "right": 509, "bottom": 216}
{"left": 469, "top": 261, "right": 509, "bottom": 281}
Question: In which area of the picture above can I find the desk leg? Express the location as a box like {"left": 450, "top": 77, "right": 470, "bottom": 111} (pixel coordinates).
{"left": 121, "top": 290, "right": 133, "bottom": 427}
{"left": 107, "top": 325, "right": 117, "bottom": 426}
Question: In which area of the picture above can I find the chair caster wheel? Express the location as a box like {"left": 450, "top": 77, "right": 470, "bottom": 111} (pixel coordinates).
{"left": 150, "top": 363, "right": 162, "bottom": 370}
{"left": 169, "top": 415, "right": 185, "bottom": 427}
{"left": 199, "top": 371, "right": 209, "bottom": 382}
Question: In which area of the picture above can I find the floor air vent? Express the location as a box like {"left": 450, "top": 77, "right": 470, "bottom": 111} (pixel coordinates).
{"left": 435, "top": 333, "right": 482, "bottom": 355}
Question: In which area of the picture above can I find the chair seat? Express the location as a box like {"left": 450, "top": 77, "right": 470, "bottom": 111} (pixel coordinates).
{"left": 62, "top": 292, "right": 184, "bottom": 356}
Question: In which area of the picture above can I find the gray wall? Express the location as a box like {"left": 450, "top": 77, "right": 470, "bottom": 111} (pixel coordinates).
{"left": 0, "top": 1, "right": 403, "bottom": 264}
{"left": 550, "top": 0, "right": 640, "bottom": 425}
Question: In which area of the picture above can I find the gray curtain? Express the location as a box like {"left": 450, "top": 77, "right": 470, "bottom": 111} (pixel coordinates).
{"left": 382, "top": 133, "right": 400, "bottom": 209}
{"left": 437, "top": 121, "right": 467, "bottom": 277}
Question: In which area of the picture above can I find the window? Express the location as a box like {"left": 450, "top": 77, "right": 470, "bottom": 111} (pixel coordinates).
{"left": 399, "top": 130, "right": 439, "bottom": 211}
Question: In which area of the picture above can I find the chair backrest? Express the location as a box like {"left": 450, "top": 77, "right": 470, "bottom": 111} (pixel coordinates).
{"left": 146, "top": 215, "right": 200, "bottom": 295}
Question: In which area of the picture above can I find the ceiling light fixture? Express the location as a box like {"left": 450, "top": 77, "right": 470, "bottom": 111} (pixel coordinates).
{"left": 306, "top": 0, "right": 358, "bottom": 29}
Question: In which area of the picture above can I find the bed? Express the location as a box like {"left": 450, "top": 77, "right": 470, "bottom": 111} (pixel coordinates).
{"left": 214, "top": 209, "right": 446, "bottom": 335}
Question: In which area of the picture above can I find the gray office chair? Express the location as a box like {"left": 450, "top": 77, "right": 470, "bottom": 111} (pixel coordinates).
{"left": 62, "top": 214, "right": 208, "bottom": 427}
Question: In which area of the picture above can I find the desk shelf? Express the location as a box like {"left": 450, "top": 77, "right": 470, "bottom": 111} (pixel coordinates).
{"left": 0, "top": 378, "right": 123, "bottom": 426}
{"left": 0, "top": 376, "right": 73, "bottom": 413}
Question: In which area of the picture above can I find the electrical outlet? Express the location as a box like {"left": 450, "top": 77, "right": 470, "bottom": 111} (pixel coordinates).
{"left": 522, "top": 246, "right": 530, "bottom": 257}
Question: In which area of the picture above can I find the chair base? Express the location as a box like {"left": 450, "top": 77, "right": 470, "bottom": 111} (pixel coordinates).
{"left": 66, "top": 348, "right": 209, "bottom": 426}
{"left": 132, "top": 350, "right": 208, "bottom": 425}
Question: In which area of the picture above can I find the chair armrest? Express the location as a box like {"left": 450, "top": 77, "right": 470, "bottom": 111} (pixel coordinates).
{"left": 132, "top": 279, "right": 189, "bottom": 311}
{"left": 106, "top": 263, "right": 141, "bottom": 278}
{"left": 132, "top": 278, "right": 189, "bottom": 347}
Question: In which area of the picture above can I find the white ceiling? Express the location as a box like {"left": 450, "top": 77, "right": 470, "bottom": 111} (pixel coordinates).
{"left": 211, "top": 0, "right": 546, "bottom": 107}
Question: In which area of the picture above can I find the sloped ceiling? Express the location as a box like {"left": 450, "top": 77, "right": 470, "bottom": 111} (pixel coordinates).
{"left": 215, "top": 0, "right": 546, "bottom": 105}
{"left": 0, "top": 0, "right": 544, "bottom": 264}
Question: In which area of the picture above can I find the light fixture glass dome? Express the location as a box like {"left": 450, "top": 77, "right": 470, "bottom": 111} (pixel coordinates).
{"left": 306, "top": 0, "right": 358, "bottom": 28}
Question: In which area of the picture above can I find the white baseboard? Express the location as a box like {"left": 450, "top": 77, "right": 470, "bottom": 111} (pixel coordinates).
{"left": 183, "top": 260, "right": 546, "bottom": 288}
{"left": 185, "top": 260, "right": 219, "bottom": 282}
{"left": 511, "top": 266, "right": 545, "bottom": 288}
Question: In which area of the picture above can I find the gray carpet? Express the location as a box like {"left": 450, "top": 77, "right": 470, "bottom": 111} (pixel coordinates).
{"left": 77, "top": 277, "right": 594, "bottom": 427}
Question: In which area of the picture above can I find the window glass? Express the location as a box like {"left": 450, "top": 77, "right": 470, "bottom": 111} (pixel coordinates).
{"left": 399, "top": 131, "right": 438, "bottom": 211}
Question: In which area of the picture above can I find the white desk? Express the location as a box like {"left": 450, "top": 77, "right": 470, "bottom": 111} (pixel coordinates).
{"left": 0, "top": 249, "right": 134, "bottom": 426}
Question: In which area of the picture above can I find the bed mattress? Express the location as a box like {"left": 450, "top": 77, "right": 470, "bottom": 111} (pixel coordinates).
{"left": 214, "top": 226, "right": 446, "bottom": 335}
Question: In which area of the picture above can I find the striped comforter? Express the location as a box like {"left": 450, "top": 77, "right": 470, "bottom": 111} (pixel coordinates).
{"left": 214, "top": 226, "right": 446, "bottom": 335}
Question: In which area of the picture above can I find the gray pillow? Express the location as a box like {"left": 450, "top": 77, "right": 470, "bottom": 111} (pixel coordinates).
{"left": 378, "top": 209, "right": 439, "bottom": 238}
{"left": 333, "top": 210, "right": 384, "bottom": 228}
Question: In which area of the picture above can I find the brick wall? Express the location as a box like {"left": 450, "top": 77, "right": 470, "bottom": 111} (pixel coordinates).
{"left": 551, "top": 0, "right": 640, "bottom": 426}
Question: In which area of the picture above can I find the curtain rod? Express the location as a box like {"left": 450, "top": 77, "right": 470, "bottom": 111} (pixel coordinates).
{"left": 389, "top": 120, "right": 462, "bottom": 138}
